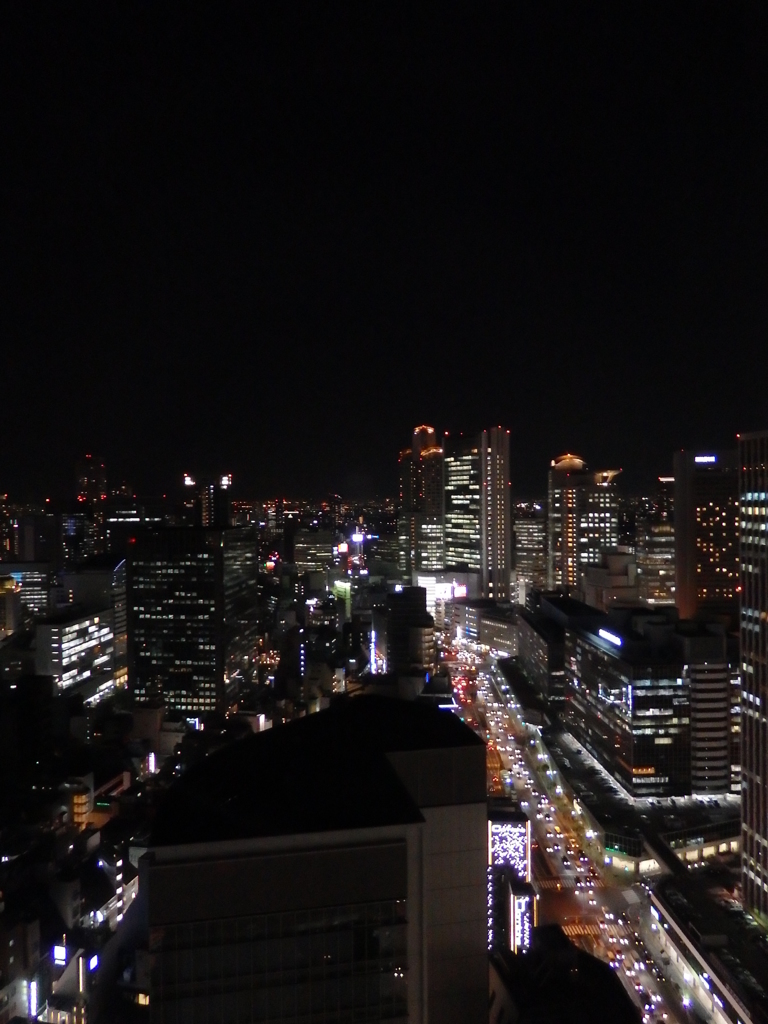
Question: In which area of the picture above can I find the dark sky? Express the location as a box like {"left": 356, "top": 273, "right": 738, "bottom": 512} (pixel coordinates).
{"left": 4, "top": 3, "right": 768, "bottom": 501}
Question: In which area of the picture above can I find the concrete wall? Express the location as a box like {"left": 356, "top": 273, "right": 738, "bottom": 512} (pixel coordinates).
{"left": 421, "top": 802, "right": 488, "bottom": 1024}
{"left": 387, "top": 745, "right": 487, "bottom": 1024}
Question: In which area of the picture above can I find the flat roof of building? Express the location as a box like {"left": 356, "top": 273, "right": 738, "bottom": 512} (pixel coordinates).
{"left": 37, "top": 604, "right": 107, "bottom": 625}
{"left": 518, "top": 608, "right": 564, "bottom": 644}
{"left": 540, "top": 594, "right": 600, "bottom": 619}
{"left": 151, "top": 695, "right": 482, "bottom": 847}
{"left": 654, "top": 875, "right": 768, "bottom": 1021}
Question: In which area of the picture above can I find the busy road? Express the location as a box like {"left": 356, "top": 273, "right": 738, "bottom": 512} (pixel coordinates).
{"left": 445, "top": 642, "right": 682, "bottom": 1024}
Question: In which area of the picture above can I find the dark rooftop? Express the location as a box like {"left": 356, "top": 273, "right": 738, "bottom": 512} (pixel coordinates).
{"left": 518, "top": 607, "right": 564, "bottom": 644}
{"left": 66, "top": 552, "right": 126, "bottom": 572}
{"left": 655, "top": 876, "right": 768, "bottom": 1022}
{"left": 151, "top": 695, "right": 482, "bottom": 848}
{"left": 493, "top": 926, "right": 641, "bottom": 1024}
{"left": 540, "top": 594, "right": 603, "bottom": 623}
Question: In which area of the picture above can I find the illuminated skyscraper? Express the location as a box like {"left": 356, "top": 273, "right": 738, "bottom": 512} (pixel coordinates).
{"left": 513, "top": 504, "right": 547, "bottom": 591}
{"left": 75, "top": 454, "right": 107, "bottom": 559}
{"left": 547, "top": 454, "right": 620, "bottom": 591}
{"left": 481, "top": 428, "right": 512, "bottom": 599}
{"left": 444, "top": 433, "right": 482, "bottom": 570}
{"left": 739, "top": 431, "right": 768, "bottom": 915}
{"left": 184, "top": 473, "right": 234, "bottom": 528}
{"left": 397, "top": 446, "right": 415, "bottom": 576}
{"left": 636, "top": 476, "right": 676, "bottom": 606}
{"left": 674, "top": 449, "right": 738, "bottom": 621}
{"left": 77, "top": 453, "right": 107, "bottom": 506}
{"left": 397, "top": 426, "right": 444, "bottom": 574}
{"left": 442, "top": 428, "right": 511, "bottom": 597}
{"left": 127, "top": 526, "right": 259, "bottom": 714}
{"left": 400, "top": 425, "right": 510, "bottom": 594}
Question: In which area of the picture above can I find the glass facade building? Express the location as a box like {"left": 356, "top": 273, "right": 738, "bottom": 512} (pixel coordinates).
{"left": 0, "top": 563, "right": 51, "bottom": 617}
{"left": 636, "top": 519, "right": 676, "bottom": 605}
{"left": 636, "top": 476, "right": 675, "bottom": 606}
{"left": 293, "top": 530, "right": 336, "bottom": 573}
{"left": 564, "top": 615, "right": 738, "bottom": 800}
{"left": 564, "top": 626, "right": 692, "bottom": 797}
{"left": 441, "top": 428, "right": 511, "bottom": 599}
{"left": 150, "top": 901, "right": 409, "bottom": 1024}
{"left": 443, "top": 434, "right": 481, "bottom": 571}
{"left": 128, "top": 526, "right": 259, "bottom": 714}
{"left": 513, "top": 506, "right": 546, "bottom": 590}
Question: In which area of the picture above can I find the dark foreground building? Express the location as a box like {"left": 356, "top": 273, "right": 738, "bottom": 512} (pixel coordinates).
{"left": 489, "top": 926, "right": 641, "bottom": 1024}
{"left": 125, "top": 697, "right": 487, "bottom": 1024}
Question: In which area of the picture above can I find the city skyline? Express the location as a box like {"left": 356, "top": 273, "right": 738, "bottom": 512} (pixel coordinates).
{"left": 3, "top": 7, "right": 768, "bottom": 1023}
{"left": 0, "top": 434, "right": 751, "bottom": 507}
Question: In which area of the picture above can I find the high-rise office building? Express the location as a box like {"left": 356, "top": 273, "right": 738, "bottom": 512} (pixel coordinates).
{"left": 13, "top": 513, "right": 59, "bottom": 564}
{"left": 127, "top": 526, "right": 259, "bottom": 714}
{"left": 674, "top": 449, "right": 739, "bottom": 621}
{"left": 104, "top": 496, "right": 166, "bottom": 555}
{"left": 443, "top": 433, "right": 482, "bottom": 571}
{"left": 400, "top": 425, "right": 510, "bottom": 595}
{"left": 398, "top": 445, "right": 415, "bottom": 577}
{"left": 0, "top": 562, "right": 52, "bottom": 616}
{"left": 293, "top": 530, "right": 335, "bottom": 573}
{"left": 36, "top": 607, "right": 115, "bottom": 703}
{"left": 60, "top": 554, "right": 128, "bottom": 689}
{"left": 683, "top": 628, "right": 739, "bottom": 796}
{"left": 182, "top": 473, "right": 234, "bottom": 528}
{"left": 546, "top": 455, "right": 620, "bottom": 591}
{"left": 739, "top": 431, "right": 768, "bottom": 915}
{"left": 563, "top": 605, "right": 737, "bottom": 799}
{"left": 636, "top": 476, "right": 676, "bottom": 606}
{"left": 77, "top": 454, "right": 107, "bottom": 505}
{"left": 442, "top": 428, "right": 511, "bottom": 599}
{"left": 513, "top": 504, "right": 547, "bottom": 591}
{"left": 201, "top": 475, "right": 233, "bottom": 528}
{"left": 397, "top": 426, "right": 444, "bottom": 575}
{"left": 76, "top": 454, "right": 107, "bottom": 558}
{"left": 481, "top": 428, "right": 512, "bottom": 599}
{"left": 60, "top": 510, "right": 97, "bottom": 568}
{"left": 383, "top": 586, "right": 436, "bottom": 677}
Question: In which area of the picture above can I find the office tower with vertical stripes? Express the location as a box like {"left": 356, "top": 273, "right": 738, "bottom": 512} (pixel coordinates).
{"left": 444, "top": 433, "right": 482, "bottom": 571}
{"left": 481, "top": 427, "right": 512, "bottom": 599}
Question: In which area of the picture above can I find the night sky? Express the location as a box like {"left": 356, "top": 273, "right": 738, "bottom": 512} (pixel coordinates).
{"left": 4, "top": 4, "right": 768, "bottom": 501}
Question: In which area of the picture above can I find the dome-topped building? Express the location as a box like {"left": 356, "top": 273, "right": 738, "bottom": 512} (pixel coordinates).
{"left": 547, "top": 454, "right": 621, "bottom": 590}
{"left": 550, "top": 453, "right": 587, "bottom": 472}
